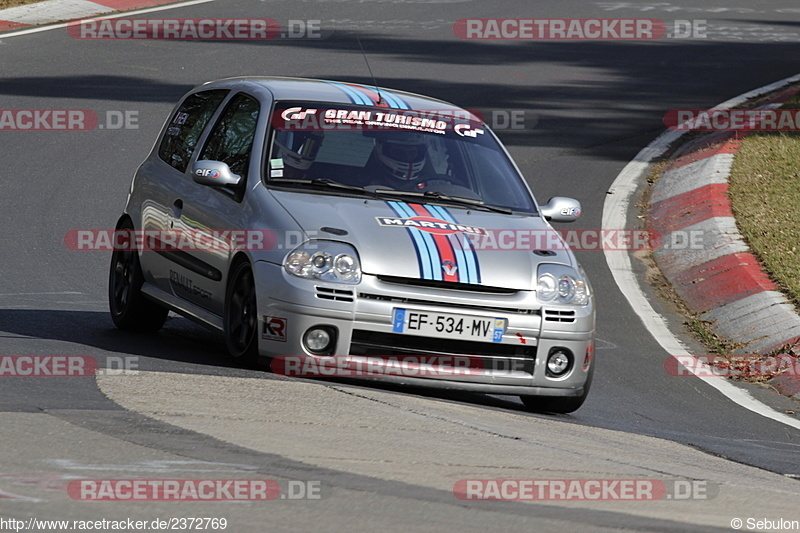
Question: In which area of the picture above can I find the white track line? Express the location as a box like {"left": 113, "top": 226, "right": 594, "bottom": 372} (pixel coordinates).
{"left": 603, "top": 73, "right": 800, "bottom": 431}
{"left": 0, "top": 0, "right": 213, "bottom": 40}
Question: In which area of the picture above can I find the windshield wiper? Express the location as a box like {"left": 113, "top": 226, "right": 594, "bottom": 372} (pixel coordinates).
{"left": 268, "top": 179, "right": 514, "bottom": 213}
{"left": 268, "top": 178, "right": 382, "bottom": 197}
{"left": 373, "top": 189, "right": 513, "bottom": 214}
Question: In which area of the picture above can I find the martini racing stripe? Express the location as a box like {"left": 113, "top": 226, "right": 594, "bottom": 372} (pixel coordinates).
{"left": 325, "top": 81, "right": 371, "bottom": 106}
{"left": 388, "top": 201, "right": 440, "bottom": 281}
{"left": 347, "top": 82, "right": 411, "bottom": 110}
{"left": 325, "top": 81, "right": 410, "bottom": 109}
{"left": 408, "top": 203, "right": 459, "bottom": 283}
{"left": 348, "top": 83, "right": 383, "bottom": 106}
{"left": 427, "top": 204, "right": 481, "bottom": 284}
{"left": 386, "top": 201, "right": 482, "bottom": 284}
{"left": 347, "top": 83, "right": 390, "bottom": 109}
{"left": 372, "top": 87, "right": 410, "bottom": 110}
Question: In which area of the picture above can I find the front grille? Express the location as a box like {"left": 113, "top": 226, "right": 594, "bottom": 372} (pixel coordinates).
{"left": 377, "top": 275, "right": 518, "bottom": 295}
{"left": 315, "top": 286, "right": 354, "bottom": 302}
{"left": 350, "top": 330, "right": 536, "bottom": 358}
{"left": 358, "top": 292, "right": 537, "bottom": 315}
{"left": 544, "top": 309, "right": 576, "bottom": 323}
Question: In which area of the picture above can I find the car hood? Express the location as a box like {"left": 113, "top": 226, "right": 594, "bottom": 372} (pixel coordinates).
{"left": 271, "top": 191, "right": 574, "bottom": 291}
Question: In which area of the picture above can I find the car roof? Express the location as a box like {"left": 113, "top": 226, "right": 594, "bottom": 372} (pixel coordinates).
{"left": 200, "top": 76, "right": 473, "bottom": 117}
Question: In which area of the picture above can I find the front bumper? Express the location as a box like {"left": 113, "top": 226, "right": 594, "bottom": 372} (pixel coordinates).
{"left": 254, "top": 261, "right": 595, "bottom": 396}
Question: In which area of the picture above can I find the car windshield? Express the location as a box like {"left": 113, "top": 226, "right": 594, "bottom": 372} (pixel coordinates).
{"left": 265, "top": 102, "right": 537, "bottom": 214}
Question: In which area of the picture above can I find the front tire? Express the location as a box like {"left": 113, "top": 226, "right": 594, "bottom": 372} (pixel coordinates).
{"left": 224, "top": 260, "right": 259, "bottom": 367}
{"left": 520, "top": 363, "right": 594, "bottom": 414}
{"left": 108, "top": 220, "right": 168, "bottom": 332}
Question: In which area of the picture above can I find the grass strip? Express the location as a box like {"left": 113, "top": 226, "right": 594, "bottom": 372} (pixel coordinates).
{"left": 728, "top": 98, "right": 800, "bottom": 310}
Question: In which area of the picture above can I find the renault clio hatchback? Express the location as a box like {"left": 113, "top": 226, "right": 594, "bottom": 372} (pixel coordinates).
{"left": 109, "top": 77, "right": 595, "bottom": 413}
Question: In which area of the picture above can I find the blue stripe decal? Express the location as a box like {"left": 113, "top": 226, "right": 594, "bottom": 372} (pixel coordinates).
{"left": 326, "top": 81, "right": 410, "bottom": 111}
{"left": 378, "top": 90, "right": 403, "bottom": 110}
{"left": 428, "top": 205, "right": 481, "bottom": 284}
{"left": 453, "top": 230, "right": 479, "bottom": 284}
{"left": 340, "top": 82, "right": 372, "bottom": 106}
{"left": 390, "top": 91, "right": 411, "bottom": 110}
{"left": 351, "top": 83, "right": 395, "bottom": 109}
{"left": 323, "top": 81, "right": 356, "bottom": 104}
{"left": 387, "top": 201, "right": 426, "bottom": 278}
{"left": 325, "top": 81, "right": 371, "bottom": 106}
{"left": 388, "top": 201, "right": 434, "bottom": 281}
{"left": 382, "top": 90, "right": 410, "bottom": 110}
{"left": 392, "top": 202, "right": 441, "bottom": 281}
{"left": 461, "top": 232, "right": 481, "bottom": 284}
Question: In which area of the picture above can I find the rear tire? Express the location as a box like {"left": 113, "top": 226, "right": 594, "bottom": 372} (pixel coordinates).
{"left": 108, "top": 220, "right": 168, "bottom": 332}
{"left": 520, "top": 363, "right": 594, "bottom": 414}
{"left": 224, "top": 260, "right": 259, "bottom": 367}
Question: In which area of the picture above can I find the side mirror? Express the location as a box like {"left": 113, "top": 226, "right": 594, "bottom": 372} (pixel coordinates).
{"left": 540, "top": 197, "right": 582, "bottom": 223}
{"left": 191, "top": 160, "right": 241, "bottom": 188}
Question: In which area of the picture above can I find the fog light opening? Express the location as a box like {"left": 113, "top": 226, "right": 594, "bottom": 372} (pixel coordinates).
{"left": 546, "top": 348, "right": 573, "bottom": 378}
{"left": 303, "top": 327, "right": 336, "bottom": 355}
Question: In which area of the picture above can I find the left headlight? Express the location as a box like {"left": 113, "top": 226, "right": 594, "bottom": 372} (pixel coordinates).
{"left": 537, "top": 264, "right": 590, "bottom": 306}
{"left": 284, "top": 241, "right": 362, "bottom": 284}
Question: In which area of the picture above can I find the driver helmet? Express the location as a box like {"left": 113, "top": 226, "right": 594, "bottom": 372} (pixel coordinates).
{"left": 274, "top": 130, "right": 324, "bottom": 171}
{"left": 375, "top": 133, "right": 427, "bottom": 182}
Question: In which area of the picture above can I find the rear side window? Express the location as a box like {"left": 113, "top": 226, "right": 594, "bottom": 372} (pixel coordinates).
{"left": 158, "top": 89, "right": 228, "bottom": 172}
{"left": 198, "top": 93, "right": 261, "bottom": 180}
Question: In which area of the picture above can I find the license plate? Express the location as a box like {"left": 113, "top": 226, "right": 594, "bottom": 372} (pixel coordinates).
{"left": 392, "top": 309, "right": 506, "bottom": 343}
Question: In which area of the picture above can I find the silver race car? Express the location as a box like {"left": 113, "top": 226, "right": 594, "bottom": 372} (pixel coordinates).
{"left": 109, "top": 77, "right": 595, "bottom": 412}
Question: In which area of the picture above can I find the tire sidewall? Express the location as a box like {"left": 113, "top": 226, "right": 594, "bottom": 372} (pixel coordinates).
{"left": 224, "top": 260, "right": 259, "bottom": 363}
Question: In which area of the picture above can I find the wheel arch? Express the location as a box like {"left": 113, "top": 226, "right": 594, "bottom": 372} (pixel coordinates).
{"left": 115, "top": 213, "right": 134, "bottom": 230}
{"left": 228, "top": 251, "right": 253, "bottom": 283}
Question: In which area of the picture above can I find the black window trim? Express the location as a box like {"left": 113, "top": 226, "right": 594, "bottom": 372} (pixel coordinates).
{"left": 191, "top": 90, "right": 262, "bottom": 204}
{"left": 156, "top": 88, "right": 231, "bottom": 174}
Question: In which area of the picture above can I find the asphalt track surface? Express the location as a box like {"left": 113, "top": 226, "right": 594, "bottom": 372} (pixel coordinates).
{"left": 1, "top": 0, "right": 799, "bottom": 531}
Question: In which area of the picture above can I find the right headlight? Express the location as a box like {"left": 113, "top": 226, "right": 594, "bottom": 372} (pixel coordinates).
{"left": 537, "top": 264, "right": 590, "bottom": 306}
{"left": 284, "top": 241, "right": 362, "bottom": 284}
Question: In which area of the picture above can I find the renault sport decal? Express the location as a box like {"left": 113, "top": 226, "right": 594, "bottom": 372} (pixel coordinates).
{"left": 385, "top": 201, "right": 481, "bottom": 284}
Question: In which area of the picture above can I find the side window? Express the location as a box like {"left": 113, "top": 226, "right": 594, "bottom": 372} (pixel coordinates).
{"left": 198, "top": 94, "right": 260, "bottom": 180}
{"left": 158, "top": 90, "right": 228, "bottom": 172}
